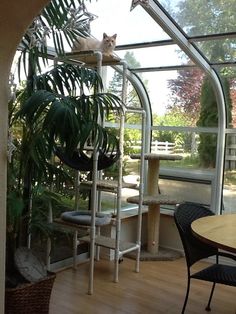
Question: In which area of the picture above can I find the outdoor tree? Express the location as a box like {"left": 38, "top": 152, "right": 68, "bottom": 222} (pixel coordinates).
{"left": 167, "top": 65, "right": 204, "bottom": 125}
{"left": 197, "top": 76, "right": 232, "bottom": 167}
{"left": 175, "top": 0, "right": 236, "bottom": 39}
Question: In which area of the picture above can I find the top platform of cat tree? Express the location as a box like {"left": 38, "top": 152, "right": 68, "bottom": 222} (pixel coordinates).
{"left": 64, "top": 50, "right": 121, "bottom": 67}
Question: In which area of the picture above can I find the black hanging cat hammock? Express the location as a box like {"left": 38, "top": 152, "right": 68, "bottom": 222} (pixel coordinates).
{"left": 55, "top": 143, "right": 120, "bottom": 171}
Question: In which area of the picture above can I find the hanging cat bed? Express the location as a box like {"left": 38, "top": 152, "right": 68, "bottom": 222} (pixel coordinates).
{"left": 55, "top": 145, "right": 120, "bottom": 171}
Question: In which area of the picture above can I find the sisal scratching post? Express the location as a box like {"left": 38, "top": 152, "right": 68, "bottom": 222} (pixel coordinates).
{"left": 147, "top": 159, "right": 160, "bottom": 254}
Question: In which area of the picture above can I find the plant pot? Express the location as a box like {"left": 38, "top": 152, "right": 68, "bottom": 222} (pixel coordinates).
{"left": 5, "top": 271, "right": 56, "bottom": 314}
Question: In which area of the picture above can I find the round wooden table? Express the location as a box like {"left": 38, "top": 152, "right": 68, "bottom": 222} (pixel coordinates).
{"left": 191, "top": 214, "right": 236, "bottom": 254}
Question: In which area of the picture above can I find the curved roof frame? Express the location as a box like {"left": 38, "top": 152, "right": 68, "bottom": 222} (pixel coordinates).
{"left": 133, "top": 0, "right": 226, "bottom": 214}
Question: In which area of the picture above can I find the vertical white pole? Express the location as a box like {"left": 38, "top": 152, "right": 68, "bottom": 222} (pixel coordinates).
{"left": 114, "top": 60, "right": 127, "bottom": 282}
{"left": 88, "top": 51, "right": 103, "bottom": 295}
{"left": 135, "top": 109, "right": 146, "bottom": 272}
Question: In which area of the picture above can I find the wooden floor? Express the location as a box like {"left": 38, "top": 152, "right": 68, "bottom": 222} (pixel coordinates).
{"left": 50, "top": 257, "right": 236, "bottom": 314}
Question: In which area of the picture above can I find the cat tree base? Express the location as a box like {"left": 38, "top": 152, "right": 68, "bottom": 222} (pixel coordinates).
{"left": 127, "top": 245, "right": 182, "bottom": 261}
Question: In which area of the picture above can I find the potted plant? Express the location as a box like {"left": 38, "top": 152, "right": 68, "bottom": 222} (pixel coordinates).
{"left": 6, "top": 0, "right": 123, "bottom": 312}
{"left": 6, "top": 0, "right": 124, "bottom": 311}
{"left": 5, "top": 176, "right": 58, "bottom": 313}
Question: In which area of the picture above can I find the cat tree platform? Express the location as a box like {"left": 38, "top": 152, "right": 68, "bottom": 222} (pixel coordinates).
{"left": 65, "top": 51, "right": 121, "bottom": 67}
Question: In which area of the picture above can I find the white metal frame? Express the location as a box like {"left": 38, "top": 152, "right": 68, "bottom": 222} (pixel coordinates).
{"left": 86, "top": 56, "right": 147, "bottom": 290}
{"left": 134, "top": 0, "right": 226, "bottom": 214}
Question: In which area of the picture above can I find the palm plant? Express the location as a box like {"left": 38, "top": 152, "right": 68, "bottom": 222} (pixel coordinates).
{"left": 7, "top": 0, "right": 123, "bottom": 285}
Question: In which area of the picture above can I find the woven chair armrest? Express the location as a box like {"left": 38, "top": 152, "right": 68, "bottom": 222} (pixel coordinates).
{"left": 218, "top": 251, "right": 236, "bottom": 262}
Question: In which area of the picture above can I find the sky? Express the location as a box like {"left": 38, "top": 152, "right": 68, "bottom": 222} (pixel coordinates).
{"left": 85, "top": 0, "right": 183, "bottom": 115}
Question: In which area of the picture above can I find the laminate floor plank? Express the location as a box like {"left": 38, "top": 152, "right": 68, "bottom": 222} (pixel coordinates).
{"left": 50, "top": 257, "right": 236, "bottom": 314}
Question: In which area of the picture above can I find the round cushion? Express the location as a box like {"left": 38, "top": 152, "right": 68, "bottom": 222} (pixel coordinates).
{"left": 61, "top": 210, "right": 111, "bottom": 226}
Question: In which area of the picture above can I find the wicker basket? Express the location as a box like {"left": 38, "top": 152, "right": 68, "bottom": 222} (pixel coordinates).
{"left": 5, "top": 272, "right": 56, "bottom": 314}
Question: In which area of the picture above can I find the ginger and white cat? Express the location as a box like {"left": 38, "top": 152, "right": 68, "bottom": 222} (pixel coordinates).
{"left": 73, "top": 33, "right": 117, "bottom": 56}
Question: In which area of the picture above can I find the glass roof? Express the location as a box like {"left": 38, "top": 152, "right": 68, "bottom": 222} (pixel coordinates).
{"left": 86, "top": 0, "right": 236, "bottom": 68}
{"left": 83, "top": 0, "right": 236, "bottom": 118}
{"left": 86, "top": 0, "right": 170, "bottom": 45}
{"left": 116, "top": 46, "right": 190, "bottom": 68}
{"left": 194, "top": 39, "right": 236, "bottom": 64}
{"left": 157, "top": 0, "right": 236, "bottom": 66}
{"left": 159, "top": 0, "right": 236, "bottom": 37}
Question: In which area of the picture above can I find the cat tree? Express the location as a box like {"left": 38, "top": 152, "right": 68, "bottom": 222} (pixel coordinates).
{"left": 53, "top": 50, "right": 147, "bottom": 295}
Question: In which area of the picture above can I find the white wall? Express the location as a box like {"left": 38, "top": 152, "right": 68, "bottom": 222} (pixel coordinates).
{"left": 100, "top": 212, "right": 183, "bottom": 260}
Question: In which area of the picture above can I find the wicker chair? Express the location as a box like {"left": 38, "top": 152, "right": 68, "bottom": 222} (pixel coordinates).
{"left": 174, "top": 202, "right": 236, "bottom": 313}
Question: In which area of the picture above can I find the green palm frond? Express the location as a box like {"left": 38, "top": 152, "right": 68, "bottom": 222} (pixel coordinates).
{"left": 9, "top": 0, "right": 126, "bottom": 250}
{"left": 7, "top": 191, "right": 24, "bottom": 231}
{"left": 18, "top": 0, "right": 93, "bottom": 78}
{"left": 16, "top": 89, "right": 123, "bottom": 155}
{"left": 33, "top": 64, "right": 103, "bottom": 95}
{"left": 14, "top": 90, "right": 56, "bottom": 123}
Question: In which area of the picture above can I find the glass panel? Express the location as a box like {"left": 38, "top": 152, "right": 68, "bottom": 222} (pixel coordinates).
{"left": 128, "top": 127, "right": 216, "bottom": 210}
{"left": 104, "top": 66, "right": 142, "bottom": 108}
{"left": 153, "top": 129, "right": 217, "bottom": 209}
{"left": 128, "top": 61, "right": 219, "bottom": 201}
{"left": 159, "top": 178, "right": 212, "bottom": 206}
{"left": 158, "top": 0, "right": 236, "bottom": 37}
{"left": 100, "top": 65, "right": 144, "bottom": 214}
{"left": 215, "top": 66, "right": 236, "bottom": 128}
{"left": 116, "top": 45, "right": 190, "bottom": 68}
{"left": 87, "top": 0, "right": 170, "bottom": 45}
{"left": 151, "top": 129, "right": 217, "bottom": 169}
{"left": 141, "top": 71, "right": 180, "bottom": 117}
{"left": 142, "top": 68, "right": 205, "bottom": 126}
{"left": 100, "top": 116, "right": 143, "bottom": 214}
{"left": 194, "top": 39, "right": 236, "bottom": 63}
{"left": 31, "top": 230, "right": 88, "bottom": 265}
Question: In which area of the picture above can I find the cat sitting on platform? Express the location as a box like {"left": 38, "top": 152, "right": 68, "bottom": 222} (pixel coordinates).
{"left": 72, "top": 33, "right": 117, "bottom": 56}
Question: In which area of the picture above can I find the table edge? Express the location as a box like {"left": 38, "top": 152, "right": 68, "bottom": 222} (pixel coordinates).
{"left": 191, "top": 217, "right": 236, "bottom": 254}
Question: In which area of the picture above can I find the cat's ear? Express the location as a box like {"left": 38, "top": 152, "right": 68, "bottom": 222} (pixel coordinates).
{"left": 103, "top": 33, "right": 108, "bottom": 38}
{"left": 112, "top": 34, "right": 117, "bottom": 39}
